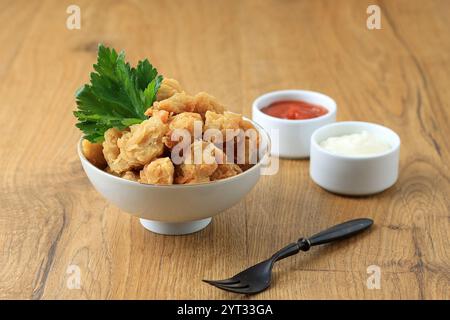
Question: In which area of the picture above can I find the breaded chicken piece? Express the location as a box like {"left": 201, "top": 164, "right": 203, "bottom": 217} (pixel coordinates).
{"left": 193, "top": 92, "right": 225, "bottom": 118}
{"left": 164, "top": 112, "right": 203, "bottom": 148}
{"left": 82, "top": 139, "right": 107, "bottom": 168}
{"left": 211, "top": 164, "right": 243, "bottom": 181}
{"left": 140, "top": 157, "right": 174, "bottom": 185}
{"left": 169, "top": 112, "right": 203, "bottom": 134}
{"left": 107, "top": 142, "right": 135, "bottom": 173}
{"left": 175, "top": 164, "right": 215, "bottom": 184}
{"left": 121, "top": 171, "right": 140, "bottom": 182}
{"left": 105, "top": 166, "right": 139, "bottom": 182}
{"left": 117, "top": 110, "right": 169, "bottom": 169}
{"left": 156, "top": 78, "right": 183, "bottom": 101}
{"left": 146, "top": 92, "right": 195, "bottom": 116}
{"left": 106, "top": 111, "right": 169, "bottom": 173}
{"left": 105, "top": 166, "right": 115, "bottom": 175}
{"left": 103, "top": 128, "right": 128, "bottom": 171}
{"left": 239, "top": 118, "right": 261, "bottom": 148}
{"left": 219, "top": 118, "right": 260, "bottom": 165}
{"left": 204, "top": 111, "right": 243, "bottom": 142}
{"left": 175, "top": 141, "right": 224, "bottom": 184}
{"left": 236, "top": 136, "right": 259, "bottom": 170}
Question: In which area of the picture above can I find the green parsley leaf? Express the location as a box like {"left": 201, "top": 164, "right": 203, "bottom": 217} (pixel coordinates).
{"left": 74, "top": 44, "right": 163, "bottom": 142}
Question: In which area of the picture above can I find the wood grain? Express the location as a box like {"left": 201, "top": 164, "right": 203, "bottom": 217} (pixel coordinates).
{"left": 0, "top": 0, "right": 449, "bottom": 299}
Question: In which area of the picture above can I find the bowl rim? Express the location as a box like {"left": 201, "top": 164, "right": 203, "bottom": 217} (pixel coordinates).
{"left": 252, "top": 89, "right": 337, "bottom": 124}
{"left": 78, "top": 117, "right": 271, "bottom": 188}
{"left": 310, "top": 121, "right": 401, "bottom": 160}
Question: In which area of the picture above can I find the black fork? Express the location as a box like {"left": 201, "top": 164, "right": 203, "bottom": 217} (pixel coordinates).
{"left": 203, "top": 218, "right": 373, "bottom": 294}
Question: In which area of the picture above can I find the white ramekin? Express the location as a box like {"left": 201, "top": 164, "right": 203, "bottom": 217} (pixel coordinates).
{"left": 252, "top": 90, "right": 337, "bottom": 158}
{"left": 310, "top": 121, "right": 401, "bottom": 196}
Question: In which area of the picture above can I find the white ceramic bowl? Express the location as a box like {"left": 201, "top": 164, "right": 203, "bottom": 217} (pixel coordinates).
{"left": 78, "top": 120, "right": 270, "bottom": 235}
{"left": 252, "top": 90, "right": 337, "bottom": 158}
{"left": 310, "top": 121, "right": 400, "bottom": 196}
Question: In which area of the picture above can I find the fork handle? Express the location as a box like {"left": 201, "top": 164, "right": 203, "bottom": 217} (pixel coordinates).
{"left": 298, "top": 218, "right": 373, "bottom": 251}
{"left": 271, "top": 218, "right": 373, "bottom": 261}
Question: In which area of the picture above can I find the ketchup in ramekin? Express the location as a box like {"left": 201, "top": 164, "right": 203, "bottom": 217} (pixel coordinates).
{"left": 261, "top": 100, "right": 328, "bottom": 120}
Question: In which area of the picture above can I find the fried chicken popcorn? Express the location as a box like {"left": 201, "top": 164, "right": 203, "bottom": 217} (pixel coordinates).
{"left": 102, "top": 128, "right": 131, "bottom": 173}
{"left": 169, "top": 112, "right": 202, "bottom": 134}
{"left": 174, "top": 141, "right": 224, "bottom": 184}
{"left": 82, "top": 139, "right": 107, "bottom": 169}
{"left": 237, "top": 137, "right": 259, "bottom": 171}
{"left": 140, "top": 157, "right": 174, "bottom": 185}
{"left": 103, "top": 111, "right": 169, "bottom": 173}
{"left": 193, "top": 92, "right": 225, "bottom": 118}
{"left": 82, "top": 78, "right": 262, "bottom": 185}
{"left": 103, "top": 128, "right": 122, "bottom": 163}
{"left": 175, "top": 163, "right": 216, "bottom": 184}
{"left": 211, "top": 164, "right": 243, "bottom": 181}
{"left": 148, "top": 92, "right": 195, "bottom": 115}
{"left": 156, "top": 78, "right": 183, "bottom": 101}
{"left": 121, "top": 171, "right": 140, "bottom": 182}
{"left": 117, "top": 111, "right": 169, "bottom": 169}
{"left": 204, "top": 111, "right": 243, "bottom": 142}
{"left": 164, "top": 112, "right": 203, "bottom": 148}
{"left": 105, "top": 166, "right": 139, "bottom": 182}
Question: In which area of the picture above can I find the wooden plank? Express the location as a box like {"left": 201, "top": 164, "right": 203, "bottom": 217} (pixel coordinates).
{"left": 0, "top": 0, "right": 448, "bottom": 299}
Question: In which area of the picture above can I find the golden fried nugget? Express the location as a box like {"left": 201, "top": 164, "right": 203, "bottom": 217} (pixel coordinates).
{"left": 121, "top": 171, "right": 140, "bottom": 182}
{"left": 194, "top": 92, "right": 225, "bottom": 118}
{"left": 82, "top": 139, "right": 107, "bottom": 169}
{"left": 118, "top": 111, "right": 169, "bottom": 168}
{"left": 140, "top": 157, "right": 174, "bottom": 185}
{"left": 211, "top": 164, "right": 243, "bottom": 181}
{"left": 204, "top": 111, "right": 243, "bottom": 142}
{"left": 151, "top": 92, "right": 195, "bottom": 115}
{"left": 239, "top": 119, "right": 261, "bottom": 148}
{"left": 106, "top": 111, "right": 169, "bottom": 173}
{"left": 169, "top": 112, "right": 202, "bottom": 131}
{"left": 103, "top": 128, "right": 125, "bottom": 168}
{"left": 105, "top": 166, "right": 139, "bottom": 181}
{"left": 105, "top": 166, "right": 121, "bottom": 177}
{"left": 175, "top": 164, "right": 215, "bottom": 184}
{"left": 235, "top": 136, "right": 259, "bottom": 171}
{"left": 186, "top": 140, "right": 226, "bottom": 164}
{"left": 156, "top": 78, "right": 183, "bottom": 101}
{"left": 174, "top": 141, "right": 224, "bottom": 184}
{"left": 107, "top": 149, "right": 134, "bottom": 173}
{"left": 164, "top": 112, "right": 203, "bottom": 148}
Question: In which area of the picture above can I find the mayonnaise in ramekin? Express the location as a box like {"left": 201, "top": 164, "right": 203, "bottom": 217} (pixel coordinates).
{"left": 319, "top": 130, "right": 391, "bottom": 156}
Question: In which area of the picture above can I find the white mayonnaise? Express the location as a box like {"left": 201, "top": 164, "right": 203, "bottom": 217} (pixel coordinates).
{"left": 319, "top": 130, "right": 391, "bottom": 156}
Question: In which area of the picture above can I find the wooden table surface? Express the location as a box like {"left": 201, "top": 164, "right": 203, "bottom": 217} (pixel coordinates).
{"left": 1, "top": 0, "right": 449, "bottom": 300}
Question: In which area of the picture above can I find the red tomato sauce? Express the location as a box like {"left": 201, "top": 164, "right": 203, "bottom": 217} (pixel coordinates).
{"left": 261, "top": 100, "right": 328, "bottom": 120}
